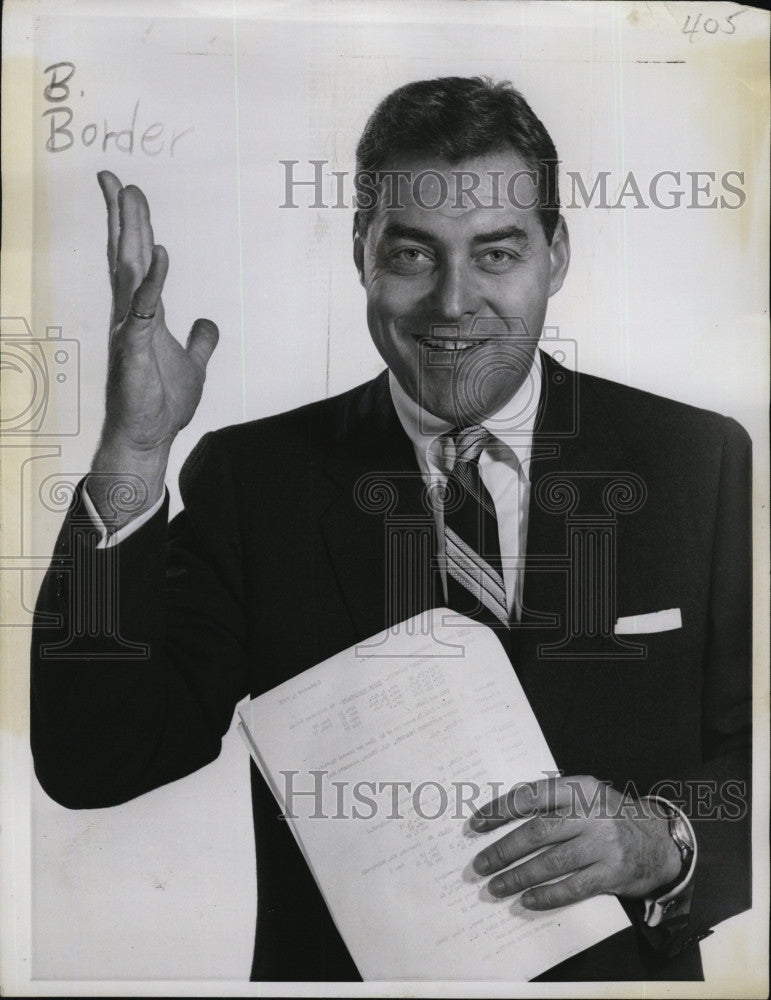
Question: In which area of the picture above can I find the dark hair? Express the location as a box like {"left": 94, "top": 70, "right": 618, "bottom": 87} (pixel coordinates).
{"left": 354, "top": 76, "right": 560, "bottom": 243}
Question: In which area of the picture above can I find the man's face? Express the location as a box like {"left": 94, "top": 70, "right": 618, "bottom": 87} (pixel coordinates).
{"left": 354, "top": 151, "right": 570, "bottom": 425}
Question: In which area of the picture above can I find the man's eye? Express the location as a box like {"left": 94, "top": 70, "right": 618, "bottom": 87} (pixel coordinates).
{"left": 479, "top": 249, "right": 517, "bottom": 269}
{"left": 394, "top": 248, "right": 431, "bottom": 262}
{"left": 388, "top": 248, "right": 434, "bottom": 272}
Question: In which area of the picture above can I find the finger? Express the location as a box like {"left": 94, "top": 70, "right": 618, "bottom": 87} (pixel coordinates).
{"left": 520, "top": 862, "right": 611, "bottom": 910}
{"left": 119, "top": 184, "right": 155, "bottom": 270}
{"left": 115, "top": 184, "right": 156, "bottom": 321}
{"left": 487, "top": 837, "right": 597, "bottom": 898}
{"left": 125, "top": 245, "right": 168, "bottom": 328}
{"left": 185, "top": 319, "right": 220, "bottom": 371}
{"left": 97, "top": 170, "right": 123, "bottom": 278}
{"left": 470, "top": 776, "right": 565, "bottom": 832}
{"left": 473, "top": 812, "right": 576, "bottom": 875}
{"left": 470, "top": 780, "right": 540, "bottom": 831}
{"left": 470, "top": 774, "right": 606, "bottom": 832}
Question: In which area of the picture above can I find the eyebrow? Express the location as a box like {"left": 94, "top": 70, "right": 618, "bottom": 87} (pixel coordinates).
{"left": 381, "top": 223, "right": 440, "bottom": 243}
{"left": 380, "top": 222, "right": 530, "bottom": 248}
{"left": 470, "top": 225, "right": 530, "bottom": 247}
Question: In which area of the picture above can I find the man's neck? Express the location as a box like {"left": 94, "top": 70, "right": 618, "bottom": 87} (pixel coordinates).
{"left": 389, "top": 349, "right": 543, "bottom": 462}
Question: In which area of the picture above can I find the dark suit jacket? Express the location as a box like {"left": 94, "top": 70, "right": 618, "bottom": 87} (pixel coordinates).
{"left": 31, "top": 351, "right": 752, "bottom": 982}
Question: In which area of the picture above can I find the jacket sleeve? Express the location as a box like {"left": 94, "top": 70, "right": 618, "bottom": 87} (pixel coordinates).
{"left": 30, "top": 432, "right": 252, "bottom": 808}
{"left": 629, "top": 415, "right": 753, "bottom": 957}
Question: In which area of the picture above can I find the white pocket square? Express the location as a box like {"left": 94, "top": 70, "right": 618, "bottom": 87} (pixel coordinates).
{"left": 614, "top": 608, "right": 682, "bottom": 635}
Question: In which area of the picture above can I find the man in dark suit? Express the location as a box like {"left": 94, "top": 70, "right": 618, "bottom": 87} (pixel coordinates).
{"left": 31, "top": 77, "right": 751, "bottom": 983}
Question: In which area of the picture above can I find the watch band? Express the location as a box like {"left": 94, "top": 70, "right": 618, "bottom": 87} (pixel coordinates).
{"left": 651, "top": 801, "right": 695, "bottom": 898}
{"left": 669, "top": 813, "right": 695, "bottom": 875}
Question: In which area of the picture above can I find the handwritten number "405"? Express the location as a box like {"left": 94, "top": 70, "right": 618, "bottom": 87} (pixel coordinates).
{"left": 682, "top": 9, "right": 745, "bottom": 42}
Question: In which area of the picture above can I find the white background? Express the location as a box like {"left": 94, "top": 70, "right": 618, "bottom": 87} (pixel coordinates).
{"left": 2, "top": 0, "right": 768, "bottom": 995}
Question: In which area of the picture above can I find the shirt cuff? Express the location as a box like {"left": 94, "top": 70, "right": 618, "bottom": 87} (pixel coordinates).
{"left": 639, "top": 795, "right": 697, "bottom": 928}
{"left": 81, "top": 482, "right": 167, "bottom": 549}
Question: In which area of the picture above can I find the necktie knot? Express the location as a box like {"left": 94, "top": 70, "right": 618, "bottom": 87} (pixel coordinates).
{"left": 449, "top": 425, "right": 489, "bottom": 468}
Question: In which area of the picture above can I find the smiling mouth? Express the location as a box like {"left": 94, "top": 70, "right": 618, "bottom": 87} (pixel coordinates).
{"left": 421, "top": 339, "right": 483, "bottom": 351}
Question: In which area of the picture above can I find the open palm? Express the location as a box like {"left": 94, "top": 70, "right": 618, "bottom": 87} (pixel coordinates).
{"left": 98, "top": 170, "right": 218, "bottom": 454}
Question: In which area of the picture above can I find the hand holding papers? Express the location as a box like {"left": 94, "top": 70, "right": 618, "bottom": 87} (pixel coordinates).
{"left": 238, "top": 610, "right": 629, "bottom": 980}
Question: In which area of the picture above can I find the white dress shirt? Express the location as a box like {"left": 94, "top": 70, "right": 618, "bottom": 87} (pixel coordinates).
{"left": 82, "top": 478, "right": 166, "bottom": 549}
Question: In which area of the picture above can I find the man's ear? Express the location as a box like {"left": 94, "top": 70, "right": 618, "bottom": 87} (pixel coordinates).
{"left": 353, "top": 219, "right": 366, "bottom": 286}
{"left": 548, "top": 215, "right": 570, "bottom": 297}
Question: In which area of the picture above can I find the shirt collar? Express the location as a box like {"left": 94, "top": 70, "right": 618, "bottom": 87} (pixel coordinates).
{"left": 389, "top": 349, "right": 542, "bottom": 479}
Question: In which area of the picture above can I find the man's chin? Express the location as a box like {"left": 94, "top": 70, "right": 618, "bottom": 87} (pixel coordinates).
{"left": 405, "top": 343, "right": 535, "bottom": 425}
{"left": 413, "top": 384, "right": 500, "bottom": 426}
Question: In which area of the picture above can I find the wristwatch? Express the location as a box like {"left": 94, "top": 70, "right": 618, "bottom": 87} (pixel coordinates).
{"left": 639, "top": 796, "right": 697, "bottom": 928}
{"left": 668, "top": 811, "right": 695, "bottom": 880}
{"left": 656, "top": 806, "right": 695, "bottom": 898}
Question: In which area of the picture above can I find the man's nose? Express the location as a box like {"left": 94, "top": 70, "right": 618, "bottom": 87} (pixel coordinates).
{"left": 430, "top": 260, "right": 476, "bottom": 323}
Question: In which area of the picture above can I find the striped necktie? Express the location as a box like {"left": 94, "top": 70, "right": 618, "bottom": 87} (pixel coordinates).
{"left": 442, "top": 425, "right": 509, "bottom": 627}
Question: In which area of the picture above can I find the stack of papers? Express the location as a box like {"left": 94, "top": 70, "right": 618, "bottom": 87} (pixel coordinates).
{"left": 238, "top": 609, "right": 628, "bottom": 980}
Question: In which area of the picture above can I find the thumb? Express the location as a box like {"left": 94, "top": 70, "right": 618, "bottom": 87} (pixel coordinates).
{"left": 186, "top": 318, "right": 220, "bottom": 370}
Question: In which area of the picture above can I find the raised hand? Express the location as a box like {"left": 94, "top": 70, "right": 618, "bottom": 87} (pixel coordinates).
{"left": 89, "top": 171, "right": 219, "bottom": 525}
{"left": 98, "top": 169, "right": 218, "bottom": 455}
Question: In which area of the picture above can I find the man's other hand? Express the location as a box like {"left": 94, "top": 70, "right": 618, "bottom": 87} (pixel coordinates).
{"left": 470, "top": 775, "right": 682, "bottom": 909}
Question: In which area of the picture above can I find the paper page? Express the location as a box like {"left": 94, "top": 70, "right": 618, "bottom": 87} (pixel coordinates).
{"left": 238, "top": 609, "right": 629, "bottom": 981}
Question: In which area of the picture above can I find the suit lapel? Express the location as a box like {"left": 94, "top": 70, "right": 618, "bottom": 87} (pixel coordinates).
{"left": 319, "top": 371, "right": 440, "bottom": 642}
{"left": 515, "top": 351, "right": 629, "bottom": 749}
